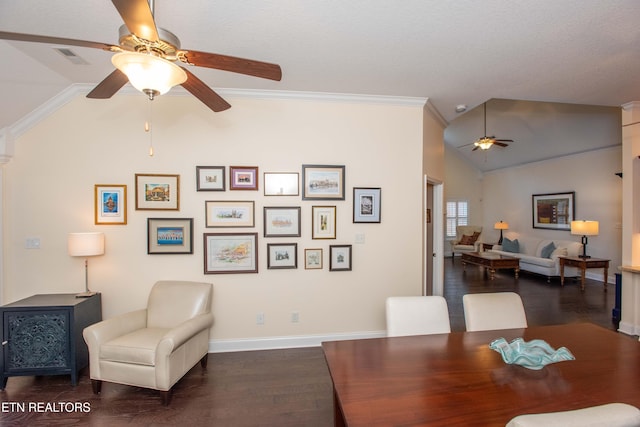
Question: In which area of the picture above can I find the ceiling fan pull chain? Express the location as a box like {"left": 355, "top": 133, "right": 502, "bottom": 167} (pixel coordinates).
{"left": 145, "top": 100, "right": 154, "bottom": 156}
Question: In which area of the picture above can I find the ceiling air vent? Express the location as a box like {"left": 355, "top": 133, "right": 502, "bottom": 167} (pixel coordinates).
{"left": 54, "top": 47, "right": 89, "bottom": 65}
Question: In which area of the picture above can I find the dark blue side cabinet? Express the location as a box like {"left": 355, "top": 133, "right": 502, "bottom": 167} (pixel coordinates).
{"left": 613, "top": 273, "right": 621, "bottom": 328}
{"left": 0, "top": 293, "right": 102, "bottom": 389}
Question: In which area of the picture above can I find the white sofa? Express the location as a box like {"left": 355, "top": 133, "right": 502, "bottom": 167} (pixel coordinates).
{"left": 489, "top": 234, "right": 582, "bottom": 282}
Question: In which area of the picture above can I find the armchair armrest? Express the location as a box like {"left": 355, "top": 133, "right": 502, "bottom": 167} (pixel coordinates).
{"left": 82, "top": 308, "right": 147, "bottom": 380}
{"left": 83, "top": 309, "right": 147, "bottom": 348}
{"left": 156, "top": 312, "right": 214, "bottom": 357}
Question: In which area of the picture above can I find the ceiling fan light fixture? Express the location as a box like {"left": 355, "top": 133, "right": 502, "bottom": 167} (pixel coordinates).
{"left": 474, "top": 137, "right": 494, "bottom": 150}
{"left": 111, "top": 52, "right": 186, "bottom": 98}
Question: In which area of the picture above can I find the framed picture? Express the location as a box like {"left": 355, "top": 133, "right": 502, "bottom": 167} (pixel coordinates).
{"left": 230, "top": 166, "right": 259, "bottom": 191}
{"left": 204, "top": 232, "right": 258, "bottom": 274}
{"left": 95, "top": 184, "right": 127, "bottom": 225}
{"left": 330, "top": 245, "right": 352, "bottom": 271}
{"left": 302, "top": 164, "right": 345, "bottom": 200}
{"left": 147, "top": 218, "right": 193, "bottom": 254}
{"left": 205, "top": 201, "right": 255, "bottom": 228}
{"left": 305, "top": 248, "right": 323, "bottom": 270}
{"left": 353, "top": 187, "right": 381, "bottom": 223}
{"left": 312, "top": 206, "right": 336, "bottom": 239}
{"left": 264, "top": 172, "right": 299, "bottom": 196}
{"left": 135, "top": 173, "right": 180, "bottom": 210}
{"left": 196, "top": 166, "right": 225, "bottom": 191}
{"left": 267, "top": 243, "right": 298, "bottom": 269}
{"left": 264, "top": 206, "right": 301, "bottom": 237}
{"left": 532, "top": 191, "right": 575, "bottom": 230}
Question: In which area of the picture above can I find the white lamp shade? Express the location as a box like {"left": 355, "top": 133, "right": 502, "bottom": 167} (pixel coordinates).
{"left": 68, "top": 232, "right": 105, "bottom": 257}
{"left": 494, "top": 221, "right": 509, "bottom": 230}
{"left": 111, "top": 52, "right": 187, "bottom": 95}
{"left": 570, "top": 220, "right": 599, "bottom": 236}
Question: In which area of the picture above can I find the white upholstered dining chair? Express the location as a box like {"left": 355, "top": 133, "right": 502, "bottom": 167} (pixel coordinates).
{"left": 386, "top": 296, "right": 451, "bottom": 337}
{"left": 83, "top": 280, "right": 213, "bottom": 405}
{"left": 505, "top": 402, "right": 640, "bottom": 427}
{"left": 462, "top": 292, "right": 527, "bottom": 332}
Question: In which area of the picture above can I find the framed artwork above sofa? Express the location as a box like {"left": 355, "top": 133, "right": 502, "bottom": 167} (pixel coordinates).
{"left": 532, "top": 192, "right": 575, "bottom": 230}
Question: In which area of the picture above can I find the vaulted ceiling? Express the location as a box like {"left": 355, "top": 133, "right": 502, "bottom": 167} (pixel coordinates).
{"left": 1, "top": 1, "right": 639, "bottom": 169}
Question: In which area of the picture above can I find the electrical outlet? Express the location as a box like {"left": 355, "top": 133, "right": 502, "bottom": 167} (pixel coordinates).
{"left": 256, "top": 312, "right": 265, "bottom": 325}
{"left": 25, "top": 237, "right": 41, "bottom": 249}
{"left": 291, "top": 312, "right": 299, "bottom": 323}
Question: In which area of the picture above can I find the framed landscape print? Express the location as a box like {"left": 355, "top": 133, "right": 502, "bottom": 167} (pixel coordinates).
{"left": 302, "top": 164, "right": 345, "bottom": 200}
{"left": 147, "top": 218, "right": 193, "bottom": 254}
{"left": 267, "top": 243, "right": 298, "bottom": 269}
{"left": 95, "top": 184, "right": 127, "bottom": 225}
{"left": 196, "top": 166, "right": 225, "bottom": 191}
{"left": 353, "top": 187, "right": 381, "bottom": 223}
{"left": 204, "top": 232, "right": 258, "bottom": 274}
{"left": 135, "top": 173, "right": 180, "bottom": 210}
{"left": 312, "top": 206, "right": 336, "bottom": 239}
{"left": 532, "top": 191, "right": 575, "bottom": 230}
{"left": 330, "top": 245, "right": 352, "bottom": 271}
{"left": 230, "top": 166, "right": 259, "bottom": 191}
{"left": 205, "top": 200, "right": 255, "bottom": 228}
{"left": 263, "top": 206, "right": 301, "bottom": 237}
{"left": 305, "top": 248, "right": 323, "bottom": 270}
{"left": 264, "top": 172, "right": 299, "bottom": 196}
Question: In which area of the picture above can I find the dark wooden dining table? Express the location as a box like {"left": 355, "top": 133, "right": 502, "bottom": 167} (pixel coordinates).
{"left": 321, "top": 323, "right": 640, "bottom": 426}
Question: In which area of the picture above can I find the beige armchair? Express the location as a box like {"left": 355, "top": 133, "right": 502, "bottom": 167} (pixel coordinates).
{"left": 450, "top": 225, "right": 482, "bottom": 260}
{"left": 83, "top": 280, "right": 213, "bottom": 405}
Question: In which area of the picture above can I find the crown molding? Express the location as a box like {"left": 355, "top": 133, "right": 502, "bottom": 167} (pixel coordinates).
{"left": 0, "top": 84, "right": 431, "bottom": 163}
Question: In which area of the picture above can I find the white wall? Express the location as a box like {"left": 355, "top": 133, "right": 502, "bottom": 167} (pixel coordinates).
{"left": 446, "top": 144, "right": 622, "bottom": 281}
{"left": 2, "top": 92, "right": 432, "bottom": 349}
{"left": 482, "top": 147, "right": 622, "bottom": 276}
{"left": 443, "top": 146, "right": 485, "bottom": 250}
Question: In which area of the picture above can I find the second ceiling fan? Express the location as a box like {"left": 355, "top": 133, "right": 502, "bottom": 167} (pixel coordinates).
{"left": 470, "top": 102, "right": 513, "bottom": 151}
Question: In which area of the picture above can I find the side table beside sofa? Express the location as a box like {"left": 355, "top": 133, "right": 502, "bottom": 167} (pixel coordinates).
{"left": 559, "top": 256, "right": 610, "bottom": 291}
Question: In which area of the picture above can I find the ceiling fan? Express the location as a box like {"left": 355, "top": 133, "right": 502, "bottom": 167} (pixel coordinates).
{"left": 0, "top": 0, "right": 282, "bottom": 112}
{"left": 464, "top": 102, "right": 514, "bottom": 151}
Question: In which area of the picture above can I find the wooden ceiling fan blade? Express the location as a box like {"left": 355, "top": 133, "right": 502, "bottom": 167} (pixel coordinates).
{"left": 0, "top": 31, "right": 118, "bottom": 51}
{"left": 495, "top": 139, "right": 514, "bottom": 143}
{"left": 87, "top": 69, "right": 129, "bottom": 99}
{"left": 112, "top": 0, "right": 159, "bottom": 42}
{"left": 472, "top": 146, "right": 480, "bottom": 151}
{"left": 181, "top": 68, "right": 231, "bottom": 112}
{"left": 493, "top": 141, "right": 509, "bottom": 147}
{"left": 180, "top": 50, "right": 282, "bottom": 81}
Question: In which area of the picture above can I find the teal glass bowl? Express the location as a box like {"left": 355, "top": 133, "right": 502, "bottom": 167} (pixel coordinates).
{"left": 489, "top": 337, "right": 575, "bottom": 370}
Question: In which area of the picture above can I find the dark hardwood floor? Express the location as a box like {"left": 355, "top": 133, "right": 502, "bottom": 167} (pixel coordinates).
{"left": 0, "top": 259, "right": 619, "bottom": 426}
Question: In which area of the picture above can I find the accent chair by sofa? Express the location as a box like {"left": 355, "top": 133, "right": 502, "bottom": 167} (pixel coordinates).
{"left": 450, "top": 225, "right": 483, "bottom": 260}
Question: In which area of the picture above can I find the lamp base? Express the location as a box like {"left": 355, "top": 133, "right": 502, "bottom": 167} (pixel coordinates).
{"left": 75, "top": 291, "right": 98, "bottom": 298}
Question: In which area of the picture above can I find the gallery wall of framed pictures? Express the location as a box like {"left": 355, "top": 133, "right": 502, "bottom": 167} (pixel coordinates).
{"left": 96, "top": 164, "right": 381, "bottom": 274}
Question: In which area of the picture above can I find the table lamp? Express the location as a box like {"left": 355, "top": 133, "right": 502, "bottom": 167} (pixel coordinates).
{"left": 494, "top": 221, "right": 509, "bottom": 245}
{"left": 570, "top": 220, "right": 599, "bottom": 258}
{"left": 68, "top": 232, "right": 104, "bottom": 298}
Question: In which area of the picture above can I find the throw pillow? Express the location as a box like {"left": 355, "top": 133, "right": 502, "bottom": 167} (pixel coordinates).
{"left": 550, "top": 247, "right": 568, "bottom": 259}
{"left": 471, "top": 231, "right": 481, "bottom": 243}
{"left": 502, "top": 237, "right": 520, "bottom": 253}
{"left": 541, "top": 242, "right": 556, "bottom": 259}
{"left": 459, "top": 234, "right": 474, "bottom": 245}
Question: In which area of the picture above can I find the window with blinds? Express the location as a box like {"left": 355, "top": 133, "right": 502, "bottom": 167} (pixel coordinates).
{"left": 446, "top": 200, "right": 468, "bottom": 238}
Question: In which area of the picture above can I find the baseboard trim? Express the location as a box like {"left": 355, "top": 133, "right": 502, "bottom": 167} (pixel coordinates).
{"left": 618, "top": 321, "right": 639, "bottom": 337}
{"left": 208, "top": 330, "right": 386, "bottom": 353}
